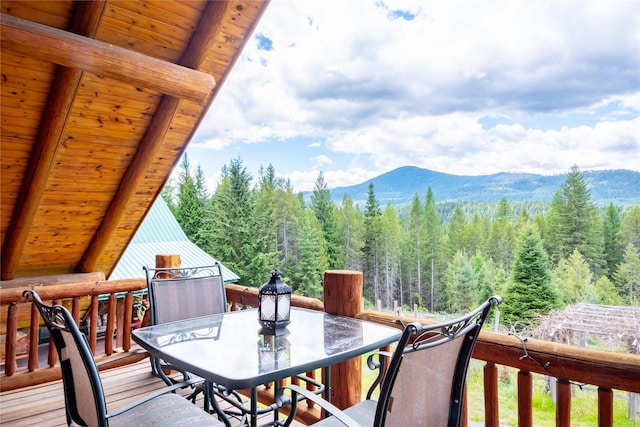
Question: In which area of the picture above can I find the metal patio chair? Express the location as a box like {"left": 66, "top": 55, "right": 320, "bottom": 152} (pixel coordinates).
{"left": 23, "top": 290, "right": 220, "bottom": 427}
{"left": 280, "top": 295, "right": 502, "bottom": 427}
{"left": 144, "top": 263, "right": 247, "bottom": 426}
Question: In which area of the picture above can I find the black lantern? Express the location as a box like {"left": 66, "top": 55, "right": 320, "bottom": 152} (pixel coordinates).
{"left": 258, "top": 269, "right": 291, "bottom": 335}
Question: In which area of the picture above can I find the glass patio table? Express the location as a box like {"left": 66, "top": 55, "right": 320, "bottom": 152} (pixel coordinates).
{"left": 132, "top": 307, "right": 401, "bottom": 427}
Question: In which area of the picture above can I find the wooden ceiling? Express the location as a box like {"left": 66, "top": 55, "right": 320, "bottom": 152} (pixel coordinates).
{"left": 0, "top": 1, "right": 270, "bottom": 280}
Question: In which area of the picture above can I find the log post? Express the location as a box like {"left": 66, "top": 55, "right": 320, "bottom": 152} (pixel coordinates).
{"left": 323, "top": 270, "right": 363, "bottom": 410}
{"left": 598, "top": 387, "right": 613, "bottom": 427}
{"left": 155, "top": 254, "right": 181, "bottom": 273}
{"left": 484, "top": 362, "right": 499, "bottom": 427}
{"left": 518, "top": 370, "right": 533, "bottom": 427}
{"left": 5, "top": 302, "right": 18, "bottom": 376}
{"left": 28, "top": 302, "right": 39, "bottom": 372}
{"left": 556, "top": 379, "right": 571, "bottom": 427}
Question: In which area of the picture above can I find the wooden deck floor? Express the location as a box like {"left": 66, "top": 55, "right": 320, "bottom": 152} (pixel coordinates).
{"left": 0, "top": 358, "right": 304, "bottom": 426}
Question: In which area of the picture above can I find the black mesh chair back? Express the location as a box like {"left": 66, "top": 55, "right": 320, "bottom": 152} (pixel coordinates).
{"left": 375, "top": 296, "right": 502, "bottom": 427}
{"left": 144, "top": 263, "right": 227, "bottom": 326}
{"left": 283, "top": 295, "right": 502, "bottom": 427}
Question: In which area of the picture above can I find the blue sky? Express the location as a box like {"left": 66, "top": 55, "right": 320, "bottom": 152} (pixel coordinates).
{"left": 186, "top": 0, "right": 639, "bottom": 193}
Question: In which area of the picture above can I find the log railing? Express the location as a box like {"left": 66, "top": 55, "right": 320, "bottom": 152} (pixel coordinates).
{"left": 0, "top": 278, "right": 149, "bottom": 391}
{"left": 2, "top": 271, "right": 639, "bottom": 426}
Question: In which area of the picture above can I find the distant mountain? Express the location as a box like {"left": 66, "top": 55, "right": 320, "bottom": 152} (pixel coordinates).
{"left": 322, "top": 167, "right": 639, "bottom": 205}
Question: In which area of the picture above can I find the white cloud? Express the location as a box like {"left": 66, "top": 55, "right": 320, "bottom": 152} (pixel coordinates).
{"left": 188, "top": 0, "right": 640, "bottom": 193}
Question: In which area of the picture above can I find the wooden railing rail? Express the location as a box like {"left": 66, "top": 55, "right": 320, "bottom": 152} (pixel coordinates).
{"left": 1, "top": 278, "right": 148, "bottom": 391}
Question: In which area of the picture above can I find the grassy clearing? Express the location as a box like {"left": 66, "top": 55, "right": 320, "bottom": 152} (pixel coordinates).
{"left": 464, "top": 361, "right": 636, "bottom": 426}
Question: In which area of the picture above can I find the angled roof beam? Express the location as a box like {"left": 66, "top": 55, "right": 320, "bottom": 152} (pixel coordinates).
{"left": 1, "top": 2, "right": 107, "bottom": 281}
{"left": 78, "top": 1, "right": 231, "bottom": 273}
{"left": 0, "top": 13, "right": 215, "bottom": 104}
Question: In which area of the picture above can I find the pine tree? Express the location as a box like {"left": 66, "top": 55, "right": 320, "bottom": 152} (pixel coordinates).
{"left": 487, "top": 199, "right": 515, "bottom": 271}
{"left": 447, "top": 204, "right": 467, "bottom": 258}
{"left": 337, "top": 194, "right": 364, "bottom": 271}
{"left": 592, "top": 276, "right": 623, "bottom": 305}
{"left": 161, "top": 177, "right": 177, "bottom": 213}
{"left": 406, "top": 193, "right": 423, "bottom": 308}
{"left": 546, "top": 165, "right": 605, "bottom": 275}
{"left": 619, "top": 206, "right": 640, "bottom": 250}
{"left": 203, "top": 158, "right": 273, "bottom": 287}
{"left": 293, "top": 208, "right": 327, "bottom": 298}
{"left": 310, "top": 172, "right": 343, "bottom": 269}
{"left": 423, "top": 188, "right": 443, "bottom": 312}
{"left": 613, "top": 243, "right": 640, "bottom": 304}
{"left": 561, "top": 249, "right": 593, "bottom": 304}
{"left": 602, "top": 203, "right": 622, "bottom": 278}
{"left": 502, "top": 224, "right": 558, "bottom": 329}
{"left": 380, "top": 202, "right": 403, "bottom": 309}
{"left": 363, "top": 183, "right": 382, "bottom": 304}
{"left": 175, "top": 154, "right": 204, "bottom": 244}
{"left": 443, "top": 251, "right": 478, "bottom": 313}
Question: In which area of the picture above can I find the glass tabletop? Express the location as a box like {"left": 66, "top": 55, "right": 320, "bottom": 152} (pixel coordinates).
{"left": 132, "top": 307, "right": 401, "bottom": 389}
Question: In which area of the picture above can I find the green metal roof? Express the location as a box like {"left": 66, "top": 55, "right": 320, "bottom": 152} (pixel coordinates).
{"left": 109, "top": 198, "right": 239, "bottom": 283}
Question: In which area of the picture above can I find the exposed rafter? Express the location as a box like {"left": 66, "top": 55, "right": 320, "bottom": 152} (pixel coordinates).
{"left": 0, "top": 13, "right": 215, "bottom": 104}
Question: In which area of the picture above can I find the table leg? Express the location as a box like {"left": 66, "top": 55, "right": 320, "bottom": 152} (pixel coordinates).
{"left": 250, "top": 387, "right": 258, "bottom": 427}
{"left": 323, "top": 366, "right": 331, "bottom": 419}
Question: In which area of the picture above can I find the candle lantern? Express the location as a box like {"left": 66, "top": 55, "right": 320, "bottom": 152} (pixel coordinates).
{"left": 258, "top": 269, "right": 291, "bottom": 335}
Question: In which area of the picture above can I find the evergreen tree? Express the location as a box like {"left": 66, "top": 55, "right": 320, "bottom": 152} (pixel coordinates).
{"left": 602, "top": 203, "right": 622, "bottom": 278}
{"left": 561, "top": 249, "right": 593, "bottom": 304}
{"left": 613, "top": 243, "right": 640, "bottom": 304}
{"left": 406, "top": 193, "right": 423, "bottom": 308}
{"left": 546, "top": 165, "right": 605, "bottom": 275}
{"left": 619, "top": 206, "right": 640, "bottom": 250}
{"left": 487, "top": 200, "right": 515, "bottom": 271}
{"left": 502, "top": 224, "right": 558, "bottom": 329}
{"left": 363, "top": 183, "right": 382, "bottom": 304}
{"left": 380, "top": 202, "right": 403, "bottom": 309}
{"left": 203, "top": 158, "right": 274, "bottom": 287}
{"left": 161, "top": 177, "right": 177, "bottom": 213}
{"left": 423, "top": 188, "right": 443, "bottom": 312}
{"left": 337, "top": 194, "right": 364, "bottom": 271}
{"left": 292, "top": 208, "right": 327, "bottom": 298}
{"left": 443, "top": 251, "right": 478, "bottom": 313}
{"left": 175, "top": 154, "right": 204, "bottom": 244}
{"left": 495, "top": 197, "right": 511, "bottom": 222}
{"left": 592, "top": 276, "right": 623, "bottom": 305}
{"left": 447, "top": 204, "right": 467, "bottom": 258}
{"left": 310, "top": 172, "right": 343, "bottom": 269}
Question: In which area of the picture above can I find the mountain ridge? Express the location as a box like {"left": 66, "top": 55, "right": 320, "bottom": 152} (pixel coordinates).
{"left": 322, "top": 166, "right": 639, "bottom": 205}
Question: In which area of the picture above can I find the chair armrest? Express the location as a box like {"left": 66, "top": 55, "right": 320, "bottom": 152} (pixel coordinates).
{"left": 106, "top": 377, "right": 202, "bottom": 418}
{"left": 279, "top": 384, "right": 362, "bottom": 427}
{"left": 365, "top": 351, "right": 392, "bottom": 400}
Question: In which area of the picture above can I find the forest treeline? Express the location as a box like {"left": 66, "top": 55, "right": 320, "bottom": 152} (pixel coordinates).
{"left": 162, "top": 157, "right": 640, "bottom": 330}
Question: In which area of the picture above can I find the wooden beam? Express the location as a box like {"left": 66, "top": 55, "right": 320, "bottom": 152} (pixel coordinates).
{"left": 77, "top": 1, "right": 229, "bottom": 273}
{"left": 0, "top": 3, "right": 107, "bottom": 281}
{"left": 0, "top": 13, "right": 215, "bottom": 103}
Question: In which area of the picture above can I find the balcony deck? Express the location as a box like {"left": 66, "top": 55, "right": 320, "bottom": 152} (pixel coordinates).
{"left": 1, "top": 274, "right": 638, "bottom": 426}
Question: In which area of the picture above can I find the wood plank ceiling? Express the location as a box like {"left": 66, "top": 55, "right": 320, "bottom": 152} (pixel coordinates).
{"left": 0, "top": 1, "right": 269, "bottom": 280}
